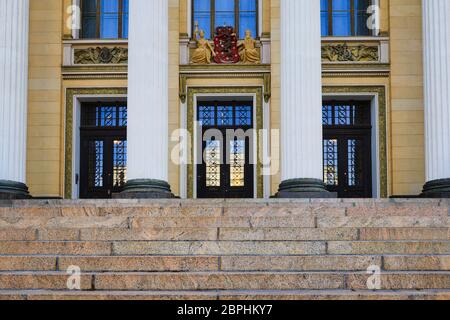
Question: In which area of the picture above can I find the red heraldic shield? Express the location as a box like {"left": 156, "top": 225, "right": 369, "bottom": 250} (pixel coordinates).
{"left": 213, "top": 26, "right": 240, "bottom": 64}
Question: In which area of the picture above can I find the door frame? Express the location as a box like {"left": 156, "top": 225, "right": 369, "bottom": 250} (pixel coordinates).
{"left": 322, "top": 91, "right": 383, "bottom": 198}
{"left": 182, "top": 87, "right": 266, "bottom": 199}
{"left": 68, "top": 91, "right": 127, "bottom": 199}
{"left": 193, "top": 94, "right": 258, "bottom": 199}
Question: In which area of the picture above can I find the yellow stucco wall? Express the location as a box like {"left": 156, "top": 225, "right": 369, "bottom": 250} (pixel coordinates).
{"left": 389, "top": 0, "right": 425, "bottom": 195}
{"left": 26, "top": 0, "right": 426, "bottom": 198}
{"left": 27, "top": 0, "right": 63, "bottom": 197}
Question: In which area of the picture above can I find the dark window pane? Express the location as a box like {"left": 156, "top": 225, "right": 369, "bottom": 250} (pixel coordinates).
{"left": 355, "top": 0, "right": 371, "bottom": 35}
{"left": 83, "top": 0, "right": 97, "bottom": 14}
{"left": 82, "top": 15, "right": 97, "bottom": 38}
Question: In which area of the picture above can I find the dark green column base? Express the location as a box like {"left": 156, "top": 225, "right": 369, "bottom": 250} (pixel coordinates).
{"left": 421, "top": 179, "right": 450, "bottom": 198}
{"left": 274, "top": 178, "right": 337, "bottom": 199}
{"left": 0, "top": 180, "right": 31, "bottom": 200}
{"left": 114, "top": 179, "right": 177, "bottom": 199}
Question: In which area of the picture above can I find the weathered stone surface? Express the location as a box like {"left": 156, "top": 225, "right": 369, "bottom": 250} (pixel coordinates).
{"left": 0, "top": 229, "right": 35, "bottom": 240}
{"left": 0, "top": 241, "right": 112, "bottom": 255}
{"left": 360, "top": 228, "right": 450, "bottom": 240}
{"left": 328, "top": 241, "right": 450, "bottom": 255}
{"left": 132, "top": 216, "right": 316, "bottom": 228}
{"left": 94, "top": 272, "right": 344, "bottom": 290}
{"left": 218, "top": 290, "right": 450, "bottom": 301}
{"left": 112, "top": 241, "right": 326, "bottom": 256}
{"left": 318, "top": 216, "right": 450, "bottom": 228}
{"left": 25, "top": 291, "right": 218, "bottom": 301}
{"left": 98, "top": 206, "right": 222, "bottom": 217}
{"left": 347, "top": 204, "right": 447, "bottom": 216}
{"left": 0, "top": 273, "right": 92, "bottom": 290}
{"left": 384, "top": 256, "right": 450, "bottom": 271}
{"left": 0, "top": 256, "right": 56, "bottom": 271}
{"left": 221, "top": 256, "right": 381, "bottom": 271}
{"left": 219, "top": 228, "right": 358, "bottom": 241}
{"left": 37, "top": 229, "right": 80, "bottom": 241}
{"left": 80, "top": 228, "right": 218, "bottom": 241}
{"left": 0, "top": 292, "right": 27, "bottom": 300}
{"left": 347, "top": 273, "right": 450, "bottom": 290}
{"left": 58, "top": 256, "right": 218, "bottom": 272}
{"left": 1, "top": 199, "right": 450, "bottom": 299}
{"left": 223, "top": 206, "right": 312, "bottom": 217}
{"left": 0, "top": 216, "right": 130, "bottom": 229}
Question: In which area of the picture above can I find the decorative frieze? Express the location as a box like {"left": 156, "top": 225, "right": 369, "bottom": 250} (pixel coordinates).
{"left": 322, "top": 44, "right": 379, "bottom": 62}
{"left": 74, "top": 47, "right": 128, "bottom": 64}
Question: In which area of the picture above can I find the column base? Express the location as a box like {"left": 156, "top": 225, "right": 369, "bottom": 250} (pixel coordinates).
{"left": 114, "top": 179, "right": 177, "bottom": 199}
{"left": 421, "top": 179, "right": 450, "bottom": 198}
{"left": 274, "top": 178, "right": 337, "bottom": 198}
{"left": 0, "top": 180, "right": 31, "bottom": 200}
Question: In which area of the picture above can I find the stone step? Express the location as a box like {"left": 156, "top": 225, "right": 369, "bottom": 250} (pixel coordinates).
{"left": 1, "top": 199, "right": 447, "bottom": 218}
{"left": 111, "top": 241, "right": 327, "bottom": 255}
{"left": 2, "top": 289, "right": 450, "bottom": 301}
{"left": 0, "top": 240, "right": 329, "bottom": 256}
{"left": 359, "top": 228, "right": 450, "bottom": 240}
{"left": 0, "top": 241, "right": 112, "bottom": 255}
{"left": 318, "top": 216, "right": 450, "bottom": 228}
{"left": 1, "top": 272, "right": 345, "bottom": 290}
{"left": 328, "top": 241, "right": 450, "bottom": 255}
{"left": 2, "top": 255, "right": 450, "bottom": 272}
{"left": 1, "top": 271, "right": 449, "bottom": 291}
{"left": 3, "top": 215, "right": 450, "bottom": 230}
{"left": 2, "top": 227, "right": 450, "bottom": 242}
{"left": 384, "top": 256, "right": 450, "bottom": 271}
{"left": 2, "top": 240, "right": 450, "bottom": 256}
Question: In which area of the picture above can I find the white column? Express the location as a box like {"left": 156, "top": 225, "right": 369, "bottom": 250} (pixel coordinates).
{"left": 0, "top": 0, "right": 29, "bottom": 185}
{"left": 127, "top": 0, "right": 168, "bottom": 183}
{"left": 422, "top": 0, "right": 450, "bottom": 184}
{"left": 280, "top": 0, "right": 323, "bottom": 182}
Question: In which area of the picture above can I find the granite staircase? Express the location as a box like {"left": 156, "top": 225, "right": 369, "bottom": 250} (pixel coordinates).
{"left": 0, "top": 199, "right": 450, "bottom": 300}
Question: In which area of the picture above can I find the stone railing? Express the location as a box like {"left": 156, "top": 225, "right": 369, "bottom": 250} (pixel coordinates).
{"left": 63, "top": 39, "right": 128, "bottom": 66}
{"left": 321, "top": 36, "right": 389, "bottom": 64}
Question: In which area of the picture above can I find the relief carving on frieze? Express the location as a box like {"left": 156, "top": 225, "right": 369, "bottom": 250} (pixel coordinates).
{"left": 74, "top": 47, "right": 128, "bottom": 64}
{"left": 321, "top": 44, "right": 379, "bottom": 62}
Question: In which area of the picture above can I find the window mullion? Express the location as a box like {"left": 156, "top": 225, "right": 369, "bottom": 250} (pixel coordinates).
{"left": 351, "top": 0, "right": 355, "bottom": 36}
{"left": 211, "top": 0, "right": 215, "bottom": 39}
{"left": 96, "top": 0, "right": 101, "bottom": 38}
{"left": 235, "top": 0, "right": 239, "bottom": 37}
{"left": 328, "top": 0, "right": 333, "bottom": 36}
{"left": 118, "top": 0, "right": 123, "bottom": 39}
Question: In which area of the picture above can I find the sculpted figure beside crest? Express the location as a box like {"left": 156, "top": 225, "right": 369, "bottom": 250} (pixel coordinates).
{"left": 191, "top": 25, "right": 216, "bottom": 64}
{"left": 191, "top": 23, "right": 260, "bottom": 65}
{"left": 238, "top": 30, "right": 260, "bottom": 64}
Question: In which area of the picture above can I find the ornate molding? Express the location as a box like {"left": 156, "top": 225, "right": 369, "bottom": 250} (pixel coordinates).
{"left": 74, "top": 47, "right": 128, "bottom": 65}
{"left": 179, "top": 72, "right": 271, "bottom": 104}
{"left": 322, "top": 44, "right": 379, "bottom": 62}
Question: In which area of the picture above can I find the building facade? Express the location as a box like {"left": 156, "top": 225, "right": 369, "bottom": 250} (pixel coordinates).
{"left": 0, "top": 0, "right": 449, "bottom": 200}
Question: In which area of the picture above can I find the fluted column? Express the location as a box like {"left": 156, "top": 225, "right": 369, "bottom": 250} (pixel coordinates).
{"left": 422, "top": 0, "right": 450, "bottom": 198}
{"left": 119, "top": 0, "right": 174, "bottom": 198}
{"left": 0, "top": 0, "right": 30, "bottom": 199}
{"left": 276, "top": 0, "right": 332, "bottom": 198}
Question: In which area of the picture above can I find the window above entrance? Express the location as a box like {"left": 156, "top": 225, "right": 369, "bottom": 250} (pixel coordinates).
{"left": 81, "top": 0, "right": 129, "bottom": 39}
{"left": 321, "top": 0, "right": 372, "bottom": 36}
{"left": 193, "top": 0, "right": 258, "bottom": 40}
